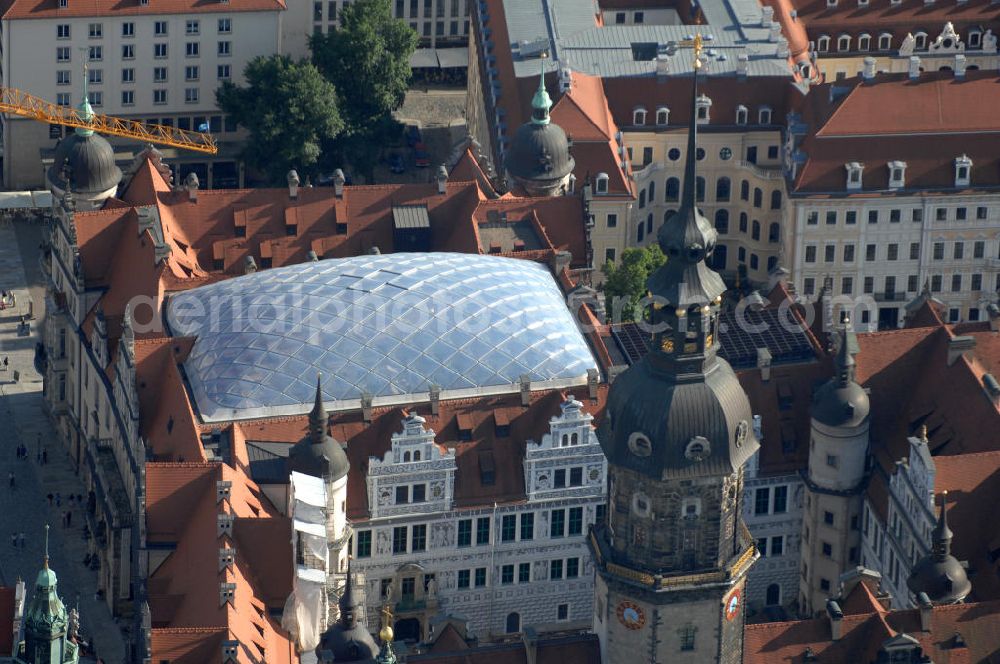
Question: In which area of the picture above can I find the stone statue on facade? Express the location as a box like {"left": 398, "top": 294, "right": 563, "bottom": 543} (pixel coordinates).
{"left": 899, "top": 33, "right": 916, "bottom": 56}
{"left": 984, "top": 29, "right": 997, "bottom": 53}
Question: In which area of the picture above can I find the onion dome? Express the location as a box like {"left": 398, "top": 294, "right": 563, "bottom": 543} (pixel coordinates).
{"left": 907, "top": 492, "right": 971, "bottom": 604}
{"left": 811, "top": 313, "right": 870, "bottom": 428}
{"left": 46, "top": 88, "right": 121, "bottom": 196}
{"left": 316, "top": 559, "right": 379, "bottom": 662}
{"left": 507, "top": 63, "right": 575, "bottom": 194}
{"left": 287, "top": 375, "right": 350, "bottom": 481}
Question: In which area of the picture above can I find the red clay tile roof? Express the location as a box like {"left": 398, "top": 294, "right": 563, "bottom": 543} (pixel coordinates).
{"left": 409, "top": 633, "right": 601, "bottom": 664}
{"left": 149, "top": 627, "right": 228, "bottom": 664}
{"left": 1, "top": 0, "right": 284, "bottom": 19}
{"left": 793, "top": 72, "right": 1000, "bottom": 193}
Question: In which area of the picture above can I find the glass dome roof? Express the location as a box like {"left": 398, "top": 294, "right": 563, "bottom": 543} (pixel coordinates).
{"left": 166, "top": 253, "right": 597, "bottom": 422}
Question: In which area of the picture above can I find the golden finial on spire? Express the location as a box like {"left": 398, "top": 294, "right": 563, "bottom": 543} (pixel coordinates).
{"left": 693, "top": 33, "right": 704, "bottom": 70}
{"left": 379, "top": 603, "right": 394, "bottom": 644}
{"left": 43, "top": 524, "right": 49, "bottom": 569}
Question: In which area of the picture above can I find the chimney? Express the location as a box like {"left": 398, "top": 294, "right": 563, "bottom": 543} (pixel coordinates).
{"left": 656, "top": 54, "right": 670, "bottom": 77}
{"left": 287, "top": 169, "right": 300, "bottom": 199}
{"left": 862, "top": 56, "right": 877, "bottom": 81}
{"left": 436, "top": 164, "right": 449, "bottom": 194}
{"left": 757, "top": 347, "right": 772, "bottom": 382}
{"left": 219, "top": 547, "right": 235, "bottom": 571}
{"left": 760, "top": 5, "right": 774, "bottom": 26}
{"left": 587, "top": 368, "right": 599, "bottom": 400}
{"left": 947, "top": 335, "right": 976, "bottom": 366}
{"left": 559, "top": 66, "right": 572, "bottom": 93}
{"left": 955, "top": 53, "right": 967, "bottom": 78}
{"left": 737, "top": 54, "right": 749, "bottom": 77}
{"left": 333, "top": 168, "right": 346, "bottom": 197}
{"left": 222, "top": 639, "right": 239, "bottom": 663}
{"left": 909, "top": 56, "right": 921, "bottom": 80}
{"left": 826, "top": 600, "right": 843, "bottom": 641}
{"left": 769, "top": 21, "right": 782, "bottom": 43}
{"left": 429, "top": 384, "right": 441, "bottom": 416}
{"left": 988, "top": 302, "right": 1000, "bottom": 331}
{"left": 184, "top": 172, "right": 199, "bottom": 202}
{"left": 520, "top": 374, "right": 531, "bottom": 407}
{"left": 244, "top": 256, "right": 257, "bottom": 274}
{"left": 216, "top": 480, "right": 232, "bottom": 503}
{"left": 551, "top": 250, "right": 572, "bottom": 275}
{"left": 917, "top": 592, "right": 933, "bottom": 631}
{"left": 361, "top": 392, "right": 373, "bottom": 423}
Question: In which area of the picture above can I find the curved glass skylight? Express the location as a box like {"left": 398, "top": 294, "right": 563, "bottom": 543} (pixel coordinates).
{"left": 167, "top": 253, "right": 597, "bottom": 422}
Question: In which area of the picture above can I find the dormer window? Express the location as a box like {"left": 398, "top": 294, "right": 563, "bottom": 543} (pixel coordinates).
{"left": 858, "top": 0, "right": 868, "bottom": 6}
{"left": 655, "top": 106, "right": 669, "bottom": 125}
{"left": 58, "top": 0, "right": 67, "bottom": 7}
{"left": 888, "top": 161, "right": 907, "bottom": 189}
{"left": 845, "top": 162, "right": 863, "bottom": 190}
{"left": 633, "top": 106, "right": 647, "bottom": 126}
{"left": 858, "top": 33, "right": 871, "bottom": 50}
{"left": 826, "top": 0, "right": 836, "bottom": 7}
{"left": 878, "top": 32, "right": 893, "bottom": 49}
{"left": 735, "top": 105, "right": 748, "bottom": 125}
{"left": 838, "top": 34, "right": 851, "bottom": 52}
{"left": 595, "top": 172, "right": 609, "bottom": 194}
{"left": 695, "top": 95, "right": 711, "bottom": 123}
{"left": 968, "top": 29, "right": 982, "bottom": 49}
{"left": 914, "top": 32, "right": 928, "bottom": 50}
{"left": 955, "top": 155, "right": 972, "bottom": 187}
{"left": 758, "top": 106, "right": 772, "bottom": 125}
{"left": 817, "top": 35, "right": 830, "bottom": 52}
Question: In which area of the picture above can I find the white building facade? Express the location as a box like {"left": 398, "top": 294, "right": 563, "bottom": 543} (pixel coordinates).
{"left": 351, "top": 399, "right": 607, "bottom": 642}
{"left": 1, "top": 4, "right": 282, "bottom": 188}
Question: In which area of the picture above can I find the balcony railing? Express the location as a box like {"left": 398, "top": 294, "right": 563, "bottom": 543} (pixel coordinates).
{"left": 737, "top": 161, "right": 784, "bottom": 181}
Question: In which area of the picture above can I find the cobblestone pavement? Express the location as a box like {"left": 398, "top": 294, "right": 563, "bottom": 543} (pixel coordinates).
{"left": 0, "top": 219, "right": 126, "bottom": 663}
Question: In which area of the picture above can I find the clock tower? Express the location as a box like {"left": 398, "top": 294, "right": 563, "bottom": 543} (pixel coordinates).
{"left": 589, "top": 36, "right": 759, "bottom": 664}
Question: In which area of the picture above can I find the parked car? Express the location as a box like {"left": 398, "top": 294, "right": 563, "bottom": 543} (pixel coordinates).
{"left": 414, "top": 143, "right": 430, "bottom": 168}
{"left": 389, "top": 153, "right": 406, "bottom": 174}
{"left": 405, "top": 124, "right": 422, "bottom": 147}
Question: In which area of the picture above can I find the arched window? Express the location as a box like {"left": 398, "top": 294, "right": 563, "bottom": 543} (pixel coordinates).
{"left": 771, "top": 190, "right": 782, "bottom": 210}
{"left": 413, "top": 450, "right": 421, "bottom": 461}
{"left": 914, "top": 32, "right": 927, "bottom": 50}
{"left": 969, "top": 29, "right": 983, "bottom": 49}
{"left": 655, "top": 107, "right": 669, "bottom": 125}
{"left": 715, "top": 209, "right": 729, "bottom": 234}
{"left": 858, "top": 33, "right": 871, "bottom": 50}
{"left": 735, "top": 105, "right": 748, "bottom": 125}
{"left": 637, "top": 223, "right": 645, "bottom": 243}
{"left": 646, "top": 213, "right": 653, "bottom": 234}
{"left": 817, "top": 35, "right": 830, "bottom": 52}
{"left": 403, "top": 451, "right": 411, "bottom": 462}
{"left": 595, "top": 173, "right": 609, "bottom": 194}
{"left": 571, "top": 432, "right": 578, "bottom": 445}
{"left": 639, "top": 189, "right": 646, "bottom": 208}
{"left": 753, "top": 187, "right": 763, "bottom": 208}
{"left": 648, "top": 180, "right": 656, "bottom": 201}
{"left": 837, "top": 34, "right": 851, "bottom": 52}
{"left": 758, "top": 107, "right": 772, "bottom": 125}
{"left": 696, "top": 177, "right": 706, "bottom": 202}
{"left": 561, "top": 434, "right": 569, "bottom": 446}
{"left": 506, "top": 612, "right": 521, "bottom": 633}
{"left": 665, "top": 177, "right": 680, "bottom": 201}
{"left": 739, "top": 212, "right": 748, "bottom": 233}
{"left": 878, "top": 33, "right": 892, "bottom": 50}
{"left": 716, "top": 177, "right": 731, "bottom": 201}
{"left": 633, "top": 107, "right": 647, "bottom": 125}
{"left": 769, "top": 222, "right": 780, "bottom": 243}
{"left": 752, "top": 220, "right": 761, "bottom": 240}
{"left": 740, "top": 180, "right": 750, "bottom": 201}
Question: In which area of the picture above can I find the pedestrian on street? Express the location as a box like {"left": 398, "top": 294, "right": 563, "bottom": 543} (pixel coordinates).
{"left": 47, "top": 493, "right": 53, "bottom": 506}
{"left": 66, "top": 510, "right": 72, "bottom": 528}
{"left": 55, "top": 492, "right": 61, "bottom": 507}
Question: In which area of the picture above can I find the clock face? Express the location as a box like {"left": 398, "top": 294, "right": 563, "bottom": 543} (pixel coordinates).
{"left": 724, "top": 588, "right": 741, "bottom": 622}
{"left": 616, "top": 601, "right": 646, "bottom": 630}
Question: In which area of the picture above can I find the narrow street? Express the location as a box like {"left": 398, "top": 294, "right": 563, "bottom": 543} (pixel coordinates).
{"left": 0, "top": 218, "right": 126, "bottom": 663}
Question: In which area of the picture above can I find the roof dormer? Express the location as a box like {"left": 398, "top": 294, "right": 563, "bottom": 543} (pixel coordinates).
{"left": 845, "top": 162, "right": 864, "bottom": 191}
{"left": 655, "top": 106, "right": 669, "bottom": 126}
{"left": 888, "top": 161, "right": 907, "bottom": 190}
{"left": 954, "top": 155, "right": 972, "bottom": 187}
{"left": 735, "top": 105, "right": 748, "bottom": 125}
{"left": 696, "top": 95, "right": 712, "bottom": 124}
{"left": 633, "top": 106, "right": 647, "bottom": 126}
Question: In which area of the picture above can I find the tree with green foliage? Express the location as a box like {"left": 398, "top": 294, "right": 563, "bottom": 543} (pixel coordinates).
{"left": 310, "top": 0, "right": 418, "bottom": 180}
{"left": 216, "top": 55, "right": 343, "bottom": 184}
{"left": 602, "top": 245, "right": 667, "bottom": 322}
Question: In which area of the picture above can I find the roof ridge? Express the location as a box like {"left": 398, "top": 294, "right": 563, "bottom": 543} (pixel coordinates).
{"left": 146, "top": 461, "right": 218, "bottom": 469}
{"left": 936, "top": 449, "right": 1000, "bottom": 461}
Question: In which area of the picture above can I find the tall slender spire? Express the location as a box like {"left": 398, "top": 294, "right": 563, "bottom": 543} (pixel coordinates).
{"left": 339, "top": 557, "right": 359, "bottom": 628}
{"left": 530, "top": 57, "right": 552, "bottom": 126}
{"left": 309, "top": 374, "right": 327, "bottom": 445}
{"left": 43, "top": 524, "right": 49, "bottom": 570}
{"left": 834, "top": 311, "right": 857, "bottom": 386}
{"left": 77, "top": 59, "right": 95, "bottom": 137}
{"left": 932, "top": 491, "right": 954, "bottom": 560}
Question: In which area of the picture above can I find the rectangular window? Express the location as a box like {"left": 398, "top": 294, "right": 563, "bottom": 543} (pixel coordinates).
{"left": 122, "top": 22, "right": 134, "bottom": 37}
{"left": 412, "top": 524, "right": 427, "bottom": 551}
{"left": 520, "top": 513, "right": 534, "bottom": 541}
{"left": 824, "top": 510, "right": 835, "bottom": 525}
{"left": 57, "top": 24, "right": 70, "bottom": 39}
{"left": 217, "top": 64, "right": 232, "bottom": 80}
{"left": 807, "top": 211, "right": 818, "bottom": 225}
{"left": 937, "top": 207, "right": 947, "bottom": 221}
{"left": 843, "top": 244, "right": 855, "bottom": 262}
{"left": 186, "top": 42, "right": 200, "bottom": 57}
{"left": 974, "top": 241, "right": 985, "bottom": 259}
{"left": 122, "top": 68, "right": 134, "bottom": 83}
{"left": 550, "top": 559, "right": 564, "bottom": 580}
{"left": 501, "top": 564, "right": 514, "bottom": 585}
{"left": 186, "top": 19, "right": 200, "bottom": 35}
{"left": 155, "top": 20, "right": 168, "bottom": 35}
{"left": 395, "top": 485, "right": 409, "bottom": 504}
{"left": 825, "top": 211, "right": 836, "bottom": 225}
{"left": 805, "top": 245, "right": 816, "bottom": 263}
{"left": 933, "top": 242, "right": 944, "bottom": 260}
{"left": 88, "top": 22, "right": 103, "bottom": 38}
{"left": 218, "top": 18, "right": 232, "bottom": 33}
{"left": 56, "top": 93, "right": 71, "bottom": 106}
{"left": 957, "top": 207, "right": 968, "bottom": 221}
{"left": 457, "top": 519, "right": 471, "bottom": 547}
{"left": 824, "top": 245, "right": 835, "bottom": 263}
{"left": 121, "top": 90, "right": 134, "bottom": 106}
{"left": 356, "top": 530, "right": 372, "bottom": 557}
{"left": 568, "top": 507, "right": 583, "bottom": 536}
{"left": 607, "top": 213, "right": 618, "bottom": 228}
{"left": 868, "top": 210, "right": 878, "bottom": 224}
{"left": 57, "top": 70, "right": 71, "bottom": 86}
{"left": 909, "top": 242, "right": 920, "bottom": 260}
{"left": 474, "top": 567, "right": 487, "bottom": 587}
{"left": 977, "top": 206, "right": 988, "bottom": 220}
{"left": 932, "top": 275, "right": 942, "bottom": 292}
{"left": 913, "top": 208, "right": 923, "bottom": 222}
{"left": 153, "top": 89, "right": 167, "bottom": 104}
{"left": 185, "top": 66, "right": 199, "bottom": 81}
{"left": 153, "top": 67, "right": 167, "bottom": 82}
{"left": 412, "top": 484, "right": 426, "bottom": 503}
{"left": 518, "top": 562, "right": 531, "bottom": 583}
{"left": 567, "top": 557, "right": 580, "bottom": 578}
{"left": 820, "top": 578, "right": 831, "bottom": 592}
{"left": 955, "top": 242, "right": 964, "bottom": 260}
{"left": 569, "top": 467, "right": 583, "bottom": 486}
{"left": 952, "top": 274, "right": 962, "bottom": 292}
{"left": 773, "top": 485, "right": 788, "bottom": 513}
{"left": 457, "top": 569, "right": 470, "bottom": 588}
{"left": 908, "top": 275, "right": 918, "bottom": 293}
{"left": 972, "top": 273, "right": 982, "bottom": 291}
{"left": 154, "top": 43, "right": 168, "bottom": 58}
{"left": 866, "top": 244, "right": 876, "bottom": 261}
{"left": 476, "top": 517, "right": 490, "bottom": 545}
{"left": 89, "top": 45, "right": 102, "bottom": 61}
{"left": 757, "top": 537, "right": 768, "bottom": 557}
{"left": 804, "top": 277, "right": 815, "bottom": 296}
{"left": 845, "top": 211, "right": 857, "bottom": 225}
{"left": 57, "top": 47, "right": 71, "bottom": 62}
{"left": 771, "top": 536, "right": 784, "bottom": 556}
{"left": 557, "top": 604, "right": 569, "bottom": 621}
{"left": 501, "top": 515, "right": 516, "bottom": 542}
{"left": 822, "top": 542, "right": 833, "bottom": 557}
{"left": 554, "top": 468, "right": 566, "bottom": 488}
{"left": 842, "top": 277, "right": 853, "bottom": 295}
{"left": 550, "top": 509, "right": 566, "bottom": 538}
{"left": 392, "top": 526, "right": 408, "bottom": 554}
{"left": 122, "top": 44, "right": 134, "bottom": 59}
{"left": 887, "top": 244, "right": 898, "bottom": 261}
{"left": 754, "top": 487, "right": 770, "bottom": 515}
{"left": 826, "top": 454, "right": 839, "bottom": 468}
{"left": 218, "top": 40, "right": 231, "bottom": 56}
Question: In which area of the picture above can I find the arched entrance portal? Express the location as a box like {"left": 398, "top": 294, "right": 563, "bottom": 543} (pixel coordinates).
{"left": 395, "top": 617, "right": 421, "bottom": 642}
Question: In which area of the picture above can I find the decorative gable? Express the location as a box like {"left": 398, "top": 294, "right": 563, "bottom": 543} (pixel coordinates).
{"left": 524, "top": 397, "right": 607, "bottom": 500}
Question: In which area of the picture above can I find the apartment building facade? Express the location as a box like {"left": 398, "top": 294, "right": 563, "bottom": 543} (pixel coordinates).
{"left": 0, "top": 0, "right": 282, "bottom": 189}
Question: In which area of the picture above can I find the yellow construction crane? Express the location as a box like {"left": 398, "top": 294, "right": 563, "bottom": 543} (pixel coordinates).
{"left": 0, "top": 86, "right": 218, "bottom": 155}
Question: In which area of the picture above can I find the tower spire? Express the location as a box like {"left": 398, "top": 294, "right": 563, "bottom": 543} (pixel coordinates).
{"left": 932, "top": 491, "right": 954, "bottom": 560}
{"left": 309, "top": 374, "right": 326, "bottom": 445}
{"left": 77, "top": 57, "right": 95, "bottom": 137}
{"left": 834, "top": 311, "right": 857, "bottom": 386}
{"left": 43, "top": 524, "right": 49, "bottom": 570}
{"left": 531, "top": 57, "right": 552, "bottom": 126}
